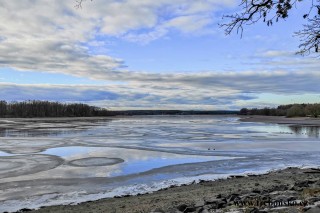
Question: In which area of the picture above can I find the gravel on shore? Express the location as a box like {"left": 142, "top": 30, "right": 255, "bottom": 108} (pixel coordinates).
{"left": 23, "top": 167, "right": 320, "bottom": 213}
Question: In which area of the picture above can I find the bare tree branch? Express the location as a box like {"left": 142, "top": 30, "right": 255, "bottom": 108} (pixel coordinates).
{"left": 220, "top": 0, "right": 320, "bottom": 56}
{"left": 295, "top": 15, "right": 320, "bottom": 56}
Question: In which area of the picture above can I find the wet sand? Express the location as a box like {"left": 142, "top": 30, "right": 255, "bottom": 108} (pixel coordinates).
{"left": 27, "top": 167, "right": 320, "bottom": 213}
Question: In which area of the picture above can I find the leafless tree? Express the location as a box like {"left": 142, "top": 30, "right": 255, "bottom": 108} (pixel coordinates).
{"left": 220, "top": 0, "right": 320, "bottom": 56}
{"left": 296, "top": 15, "right": 320, "bottom": 55}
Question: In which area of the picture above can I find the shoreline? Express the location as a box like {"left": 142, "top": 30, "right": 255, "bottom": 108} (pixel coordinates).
{"left": 1, "top": 114, "right": 319, "bottom": 125}
{"left": 239, "top": 115, "right": 320, "bottom": 125}
{"left": 25, "top": 167, "right": 320, "bottom": 213}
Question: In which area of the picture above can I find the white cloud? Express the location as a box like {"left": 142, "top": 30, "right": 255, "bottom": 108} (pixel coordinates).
{"left": 259, "top": 50, "right": 294, "bottom": 58}
{"left": 0, "top": 0, "right": 237, "bottom": 79}
{"left": 165, "top": 15, "right": 212, "bottom": 33}
{"left": 123, "top": 27, "right": 169, "bottom": 44}
{"left": 251, "top": 50, "right": 320, "bottom": 72}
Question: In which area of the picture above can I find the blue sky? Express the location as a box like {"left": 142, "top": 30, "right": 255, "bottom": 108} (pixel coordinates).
{"left": 0, "top": 0, "right": 319, "bottom": 110}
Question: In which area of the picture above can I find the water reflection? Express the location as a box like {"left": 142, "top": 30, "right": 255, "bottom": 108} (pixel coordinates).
{"left": 0, "top": 128, "right": 82, "bottom": 137}
{"left": 41, "top": 146, "right": 232, "bottom": 178}
{"left": 289, "top": 125, "right": 320, "bottom": 138}
{"left": 0, "top": 119, "right": 112, "bottom": 137}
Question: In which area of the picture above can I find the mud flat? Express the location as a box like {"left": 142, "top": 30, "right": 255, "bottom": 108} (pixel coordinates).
{"left": 240, "top": 115, "right": 320, "bottom": 125}
{"left": 24, "top": 167, "right": 320, "bottom": 213}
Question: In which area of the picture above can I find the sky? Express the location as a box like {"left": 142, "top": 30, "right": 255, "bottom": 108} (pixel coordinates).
{"left": 0, "top": 0, "right": 319, "bottom": 110}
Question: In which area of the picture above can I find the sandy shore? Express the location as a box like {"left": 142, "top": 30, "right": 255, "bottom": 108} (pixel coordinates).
{"left": 239, "top": 115, "right": 320, "bottom": 125}
{"left": 22, "top": 167, "right": 320, "bottom": 213}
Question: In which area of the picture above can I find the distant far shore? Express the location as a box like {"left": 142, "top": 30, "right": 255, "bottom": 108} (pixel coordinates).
{"left": 0, "top": 99, "right": 240, "bottom": 118}
{"left": 240, "top": 115, "right": 320, "bottom": 126}
{"left": 2, "top": 115, "right": 320, "bottom": 127}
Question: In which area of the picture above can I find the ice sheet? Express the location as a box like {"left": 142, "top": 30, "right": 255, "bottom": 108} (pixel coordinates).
{"left": 0, "top": 115, "right": 319, "bottom": 212}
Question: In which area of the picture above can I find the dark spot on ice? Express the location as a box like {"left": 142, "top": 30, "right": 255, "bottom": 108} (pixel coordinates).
{"left": 67, "top": 157, "right": 124, "bottom": 167}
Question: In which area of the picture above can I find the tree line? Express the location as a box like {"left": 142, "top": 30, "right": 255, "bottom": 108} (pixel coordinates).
{"left": 239, "top": 103, "right": 320, "bottom": 118}
{"left": 0, "top": 100, "right": 241, "bottom": 118}
{"left": 0, "top": 100, "right": 110, "bottom": 118}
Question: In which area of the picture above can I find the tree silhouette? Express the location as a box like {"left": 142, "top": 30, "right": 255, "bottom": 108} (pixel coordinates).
{"left": 221, "top": 0, "right": 320, "bottom": 56}
{"left": 240, "top": 103, "right": 320, "bottom": 117}
{"left": 0, "top": 100, "right": 110, "bottom": 118}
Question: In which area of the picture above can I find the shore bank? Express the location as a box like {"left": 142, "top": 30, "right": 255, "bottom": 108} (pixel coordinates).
{"left": 239, "top": 115, "right": 320, "bottom": 125}
{"left": 25, "top": 167, "right": 320, "bottom": 213}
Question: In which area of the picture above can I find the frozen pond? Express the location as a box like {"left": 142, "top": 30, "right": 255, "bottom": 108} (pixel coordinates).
{"left": 0, "top": 115, "right": 319, "bottom": 212}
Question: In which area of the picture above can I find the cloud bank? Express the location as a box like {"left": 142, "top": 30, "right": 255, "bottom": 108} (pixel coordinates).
{"left": 1, "top": 69, "right": 320, "bottom": 109}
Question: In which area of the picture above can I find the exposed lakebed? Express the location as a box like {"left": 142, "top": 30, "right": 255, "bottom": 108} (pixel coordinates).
{"left": 0, "top": 115, "right": 319, "bottom": 212}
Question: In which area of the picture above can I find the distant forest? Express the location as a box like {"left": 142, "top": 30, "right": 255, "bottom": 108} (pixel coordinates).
{"left": 0, "top": 100, "right": 110, "bottom": 118}
{"left": 0, "top": 100, "right": 239, "bottom": 118}
{"left": 240, "top": 104, "right": 320, "bottom": 118}
{"left": 2, "top": 100, "right": 319, "bottom": 118}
